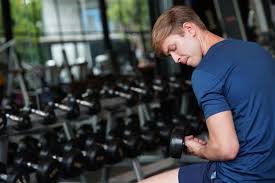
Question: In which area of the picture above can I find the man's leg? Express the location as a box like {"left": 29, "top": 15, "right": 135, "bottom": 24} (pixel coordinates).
{"left": 138, "top": 163, "right": 214, "bottom": 183}
{"left": 138, "top": 168, "right": 179, "bottom": 183}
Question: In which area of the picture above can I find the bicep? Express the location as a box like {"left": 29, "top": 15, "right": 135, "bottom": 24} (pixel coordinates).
{"left": 206, "top": 111, "right": 240, "bottom": 158}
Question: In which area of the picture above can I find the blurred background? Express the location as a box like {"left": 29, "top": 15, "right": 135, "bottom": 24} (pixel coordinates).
{"left": 0, "top": 1, "right": 275, "bottom": 183}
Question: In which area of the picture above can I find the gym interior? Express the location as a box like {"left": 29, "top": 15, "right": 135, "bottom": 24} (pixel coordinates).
{"left": 0, "top": 0, "right": 275, "bottom": 183}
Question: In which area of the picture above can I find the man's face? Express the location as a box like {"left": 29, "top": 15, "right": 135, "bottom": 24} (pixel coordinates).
{"left": 161, "top": 32, "right": 203, "bottom": 67}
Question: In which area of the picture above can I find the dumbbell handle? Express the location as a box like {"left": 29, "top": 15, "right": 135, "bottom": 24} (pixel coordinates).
{"left": 152, "top": 84, "right": 164, "bottom": 92}
{"left": 168, "top": 82, "right": 180, "bottom": 88}
{"left": 25, "top": 162, "right": 39, "bottom": 170}
{"left": 117, "top": 83, "right": 147, "bottom": 95}
{"left": 6, "top": 113, "right": 25, "bottom": 122}
{"left": 76, "top": 99, "right": 94, "bottom": 108}
{"left": 130, "top": 86, "right": 147, "bottom": 95}
{"left": 113, "top": 90, "right": 132, "bottom": 99}
{"left": 30, "top": 109, "right": 49, "bottom": 117}
{"left": 81, "top": 89, "right": 94, "bottom": 98}
{"left": 53, "top": 103, "right": 71, "bottom": 112}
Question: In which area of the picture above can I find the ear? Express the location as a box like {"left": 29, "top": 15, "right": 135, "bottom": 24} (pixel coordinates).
{"left": 182, "top": 22, "right": 196, "bottom": 37}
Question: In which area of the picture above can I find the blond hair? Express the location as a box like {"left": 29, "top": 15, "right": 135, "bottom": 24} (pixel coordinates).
{"left": 152, "top": 6, "right": 207, "bottom": 56}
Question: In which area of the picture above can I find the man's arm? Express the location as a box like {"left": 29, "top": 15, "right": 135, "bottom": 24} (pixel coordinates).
{"left": 186, "top": 111, "right": 240, "bottom": 161}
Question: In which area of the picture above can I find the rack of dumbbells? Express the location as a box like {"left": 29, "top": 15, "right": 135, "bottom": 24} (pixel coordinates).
{"left": 0, "top": 76, "right": 208, "bottom": 183}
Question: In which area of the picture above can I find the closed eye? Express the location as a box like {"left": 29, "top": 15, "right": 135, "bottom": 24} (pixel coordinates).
{"left": 168, "top": 44, "right": 177, "bottom": 55}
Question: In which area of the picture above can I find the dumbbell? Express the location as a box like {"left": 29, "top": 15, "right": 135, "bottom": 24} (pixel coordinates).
{"left": 21, "top": 105, "right": 57, "bottom": 125}
{"left": 81, "top": 89, "right": 98, "bottom": 100}
{"left": 16, "top": 136, "right": 41, "bottom": 156}
{"left": 117, "top": 81, "right": 153, "bottom": 103}
{"left": 47, "top": 99, "right": 80, "bottom": 120}
{"left": 140, "top": 122, "right": 160, "bottom": 151}
{"left": 0, "top": 162, "right": 29, "bottom": 183}
{"left": 125, "top": 114, "right": 140, "bottom": 131}
{"left": 122, "top": 126, "right": 143, "bottom": 158}
{"left": 65, "top": 93, "right": 101, "bottom": 116}
{"left": 85, "top": 135, "right": 124, "bottom": 165}
{"left": 64, "top": 138, "right": 105, "bottom": 171}
{"left": 168, "top": 76, "right": 182, "bottom": 97}
{"left": 76, "top": 124, "right": 94, "bottom": 140}
{"left": 155, "top": 119, "right": 174, "bottom": 156}
{"left": 1, "top": 110, "right": 32, "bottom": 131}
{"left": 14, "top": 153, "right": 60, "bottom": 183}
{"left": 152, "top": 78, "right": 169, "bottom": 99}
{"left": 39, "top": 132, "right": 86, "bottom": 178}
{"left": 100, "top": 85, "right": 138, "bottom": 106}
{"left": 8, "top": 142, "right": 18, "bottom": 165}
{"left": 62, "top": 125, "right": 105, "bottom": 171}
{"left": 93, "top": 119, "right": 107, "bottom": 141}
{"left": 111, "top": 114, "right": 142, "bottom": 157}
{"left": 169, "top": 127, "right": 191, "bottom": 158}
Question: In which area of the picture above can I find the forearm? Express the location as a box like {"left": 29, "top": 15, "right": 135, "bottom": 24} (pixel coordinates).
{"left": 197, "top": 140, "right": 234, "bottom": 161}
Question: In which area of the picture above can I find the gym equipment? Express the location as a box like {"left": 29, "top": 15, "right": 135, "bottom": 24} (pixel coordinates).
{"left": 39, "top": 132, "right": 85, "bottom": 178}
{"left": 1, "top": 110, "right": 32, "bottom": 131}
{"left": 117, "top": 81, "right": 153, "bottom": 103}
{"left": 100, "top": 85, "right": 138, "bottom": 106}
{"left": 122, "top": 126, "right": 143, "bottom": 158}
{"left": 0, "top": 162, "right": 29, "bottom": 183}
{"left": 64, "top": 138, "right": 105, "bottom": 171}
{"left": 76, "top": 124, "right": 94, "bottom": 140}
{"left": 17, "top": 136, "right": 40, "bottom": 155}
{"left": 47, "top": 99, "right": 80, "bottom": 120}
{"left": 168, "top": 76, "right": 182, "bottom": 97}
{"left": 15, "top": 153, "right": 60, "bottom": 183}
{"left": 140, "top": 122, "right": 160, "bottom": 151}
{"left": 65, "top": 93, "right": 101, "bottom": 116}
{"left": 125, "top": 114, "right": 140, "bottom": 131}
{"left": 85, "top": 136, "right": 124, "bottom": 165}
{"left": 7, "top": 142, "right": 18, "bottom": 165}
{"left": 21, "top": 105, "right": 57, "bottom": 125}
{"left": 169, "top": 127, "right": 190, "bottom": 158}
{"left": 152, "top": 78, "right": 169, "bottom": 99}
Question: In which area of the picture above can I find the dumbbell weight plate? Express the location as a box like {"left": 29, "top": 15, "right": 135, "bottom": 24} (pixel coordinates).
{"left": 36, "top": 158, "right": 60, "bottom": 183}
{"left": 169, "top": 127, "right": 186, "bottom": 159}
{"left": 12, "top": 113, "right": 32, "bottom": 131}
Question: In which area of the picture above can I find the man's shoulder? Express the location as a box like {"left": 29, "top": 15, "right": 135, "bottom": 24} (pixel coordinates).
{"left": 206, "top": 39, "right": 259, "bottom": 58}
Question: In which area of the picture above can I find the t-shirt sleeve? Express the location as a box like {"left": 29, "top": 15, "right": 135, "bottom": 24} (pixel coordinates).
{"left": 191, "top": 69, "right": 230, "bottom": 119}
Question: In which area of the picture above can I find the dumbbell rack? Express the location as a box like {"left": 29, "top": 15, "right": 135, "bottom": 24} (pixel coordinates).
{"left": 0, "top": 109, "right": 97, "bottom": 182}
{"left": 0, "top": 97, "right": 152, "bottom": 183}
{"left": 104, "top": 106, "right": 145, "bottom": 182}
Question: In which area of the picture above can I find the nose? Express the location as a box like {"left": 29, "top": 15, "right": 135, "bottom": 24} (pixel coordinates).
{"left": 170, "top": 52, "right": 180, "bottom": 63}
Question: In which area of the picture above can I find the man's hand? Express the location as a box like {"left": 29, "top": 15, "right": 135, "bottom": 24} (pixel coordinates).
{"left": 185, "top": 135, "right": 207, "bottom": 158}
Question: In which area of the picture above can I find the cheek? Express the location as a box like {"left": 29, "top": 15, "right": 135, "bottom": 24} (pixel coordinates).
{"left": 182, "top": 38, "right": 201, "bottom": 55}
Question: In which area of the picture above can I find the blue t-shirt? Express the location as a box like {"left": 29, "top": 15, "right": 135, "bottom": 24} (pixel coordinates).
{"left": 191, "top": 39, "right": 275, "bottom": 182}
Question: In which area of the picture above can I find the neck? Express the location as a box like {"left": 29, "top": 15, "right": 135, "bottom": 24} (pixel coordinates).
{"left": 199, "top": 30, "right": 224, "bottom": 55}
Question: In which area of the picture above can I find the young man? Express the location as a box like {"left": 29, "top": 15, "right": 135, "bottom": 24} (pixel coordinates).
{"left": 139, "top": 5, "right": 275, "bottom": 183}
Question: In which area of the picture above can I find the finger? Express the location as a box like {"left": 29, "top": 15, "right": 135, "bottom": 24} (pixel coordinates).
{"left": 185, "top": 135, "right": 194, "bottom": 141}
{"left": 198, "top": 139, "right": 207, "bottom": 145}
{"left": 193, "top": 138, "right": 200, "bottom": 143}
